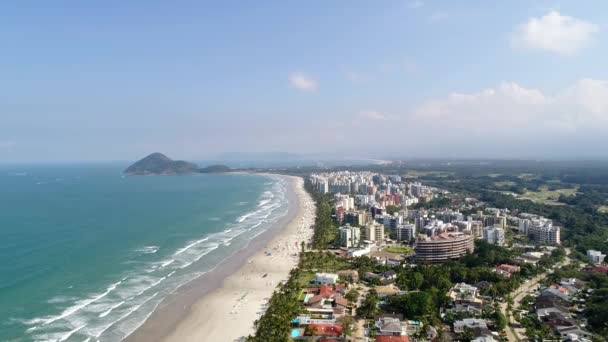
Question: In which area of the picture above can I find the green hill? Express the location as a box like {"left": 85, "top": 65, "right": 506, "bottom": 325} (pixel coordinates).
{"left": 124, "top": 153, "right": 198, "bottom": 175}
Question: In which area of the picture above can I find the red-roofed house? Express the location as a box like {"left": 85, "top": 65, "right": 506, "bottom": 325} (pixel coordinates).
{"left": 308, "top": 294, "right": 324, "bottom": 307}
{"left": 496, "top": 264, "right": 521, "bottom": 278}
{"left": 307, "top": 324, "right": 344, "bottom": 337}
{"left": 319, "top": 285, "right": 334, "bottom": 298}
{"left": 334, "top": 295, "right": 349, "bottom": 309}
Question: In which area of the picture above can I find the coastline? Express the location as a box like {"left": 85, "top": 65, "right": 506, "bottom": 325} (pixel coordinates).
{"left": 126, "top": 174, "right": 315, "bottom": 342}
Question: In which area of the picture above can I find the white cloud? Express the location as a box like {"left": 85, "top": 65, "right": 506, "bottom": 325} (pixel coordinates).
{"left": 511, "top": 11, "right": 599, "bottom": 55}
{"left": 408, "top": 0, "right": 424, "bottom": 9}
{"left": 413, "top": 79, "right": 608, "bottom": 134}
{"left": 288, "top": 72, "right": 318, "bottom": 92}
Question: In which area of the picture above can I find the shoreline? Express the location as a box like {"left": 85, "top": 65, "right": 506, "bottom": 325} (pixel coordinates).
{"left": 126, "top": 174, "right": 315, "bottom": 342}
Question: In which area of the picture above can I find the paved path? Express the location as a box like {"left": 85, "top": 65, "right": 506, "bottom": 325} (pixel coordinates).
{"left": 502, "top": 249, "right": 572, "bottom": 342}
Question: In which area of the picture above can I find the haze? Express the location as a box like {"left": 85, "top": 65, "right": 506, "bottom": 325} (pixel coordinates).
{"left": 1, "top": 1, "right": 608, "bottom": 163}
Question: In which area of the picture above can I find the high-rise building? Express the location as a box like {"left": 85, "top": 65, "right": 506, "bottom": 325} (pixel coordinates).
{"left": 415, "top": 232, "right": 474, "bottom": 264}
{"left": 339, "top": 224, "right": 361, "bottom": 248}
{"left": 364, "top": 222, "right": 385, "bottom": 242}
{"left": 482, "top": 226, "right": 505, "bottom": 246}
{"left": 397, "top": 224, "right": 416, "bottom": 242}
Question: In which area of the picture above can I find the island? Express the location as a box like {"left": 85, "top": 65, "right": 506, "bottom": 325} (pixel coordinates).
{"left": 124, "top": 153, "right": 199, "bottom": 175}
{"left": 124, "top": 153, "right": 232, "bottom": 175}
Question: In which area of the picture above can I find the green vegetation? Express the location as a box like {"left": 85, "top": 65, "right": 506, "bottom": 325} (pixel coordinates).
{"left": 304, "top": 181, "right": 339, "bottom": 248}
{"left": 356, "top": 289, "right": 380, "bottom": 318}
{"left": 494, "top": 181, "right": 516, "bottom": 187}
{"left": 402, "top": 170, "right": 453, "bottom": 178}
{"left": 384, "top": 246, "right": 414, "bottom": 254}
{"left": 518, "top": 185, "right": 578, "bottom": 204}
{"left": 344, "top": 288, "right": 360, "bottom": 304}
{"left": 198, "top": 164, "right": 231, "bottom": 173}
{"left": 247, "top": 268, "right": 303, "bottom": 342}
{"left": 385, "top": 204, "right": 400, "bottom": 215}
{"left": 124, "top": 152, "right": 198, "bottom": 175}
{"left": 412, "top": 196, "right": 451, "bottom": 209}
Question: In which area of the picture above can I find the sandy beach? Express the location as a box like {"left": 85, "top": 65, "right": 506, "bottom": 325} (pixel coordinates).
{"left": 127, "top": 175, "right": 315, "bottom": 342}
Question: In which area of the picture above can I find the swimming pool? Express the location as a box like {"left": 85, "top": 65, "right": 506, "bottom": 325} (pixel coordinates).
{"left": 290, "top": 329, "right": 302, "bottom": 338}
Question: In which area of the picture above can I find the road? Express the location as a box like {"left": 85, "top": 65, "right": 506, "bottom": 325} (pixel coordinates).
{"left": 501, "top": 249, "right": 572, "bottom": 342}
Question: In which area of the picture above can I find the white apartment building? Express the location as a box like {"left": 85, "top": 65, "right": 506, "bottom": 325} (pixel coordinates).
{"left": 483, "top": 226, "right": 505, "bottom": 246}
{"left": 339, "top": 224, "right": 361, "bottom": 248}
{"left": 519, "top": 217, "right": 561, "bottom": 245}
{"left": 397, "top": 224, "right": 416, "bottom": 242}
{"left": 587, "top": 250, "right": 606, "bottom": 265}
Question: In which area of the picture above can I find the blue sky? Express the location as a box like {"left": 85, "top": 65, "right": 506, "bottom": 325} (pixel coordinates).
{"left": 1, "top": 1, "right": 608, "bottom": 162}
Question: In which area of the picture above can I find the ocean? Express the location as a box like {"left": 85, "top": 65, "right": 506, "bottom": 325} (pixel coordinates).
{"left": 0, "top": 165, "right": 289, "bottom": 342}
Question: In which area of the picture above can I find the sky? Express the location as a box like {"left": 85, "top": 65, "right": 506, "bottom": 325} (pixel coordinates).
{"left": 1, "top": 0, "right": 608, "bottom": 163}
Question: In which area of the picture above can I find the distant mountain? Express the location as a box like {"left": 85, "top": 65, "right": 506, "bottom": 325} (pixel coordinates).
{"left": 124, "top": 153, "right": 198, "bottom": 175}
{"left": 199, "top": 164, "right": 232, "bottom": 173}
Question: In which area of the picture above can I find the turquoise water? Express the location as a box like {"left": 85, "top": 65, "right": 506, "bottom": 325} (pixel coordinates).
{"left": 0, "top": 165, "right": 288, "bottom": 341}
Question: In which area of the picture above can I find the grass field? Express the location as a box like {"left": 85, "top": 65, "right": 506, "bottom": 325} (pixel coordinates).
{"left": 517, "top": 173, "right": 537, "bottom": 180}
{"left": 519, "top": 186, "right": 578, "bottom": 204}
{"left": 384, "top": 246, "right": 414, "bottom": 254}
{"left": 494, "top": 181, "right": 516, "bottom": 187}
{"left": 402, "top": 170, "right": 453, "bottom": 178}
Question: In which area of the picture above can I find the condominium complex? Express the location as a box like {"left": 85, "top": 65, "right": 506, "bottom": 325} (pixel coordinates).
{"left": 518, "top": 216, "right": 561, "bottom": 245}
{"left": 415, "top": 232, "right": 474, "bottom": 264}
{"left": 339, "top": 224, "right": 361, "bottom": 248}
{"left": 396, "top": 224, "right": 416, "bottom": 242}
{"left": 363, "top": 222, "right": 385, "bottom": 242}
{"left": 482, "top": 226, "right": 505, "bottom": 246}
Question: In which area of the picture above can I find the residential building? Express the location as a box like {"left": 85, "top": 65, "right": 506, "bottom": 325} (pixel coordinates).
{"left": 375, "top": 317, "right": 407, "bottom": 336}
{"left": 587, "top": 250, "right": 606, "bottom": 265}
{"left": 396, "top": 224, "right": 416, "bottom": 242}
{"left": 314, "top": 273, "right": 338, "bottom": 285}
{"left": 453, "top": 318, "right": 488, "bottom": 333}
{"left": 496, "top": 264, "right": 521, "bottom": 278}
{"left": 482, "top": 226, "right": 505, "bottom": 246}
{"left": 364, "top": 221, "right": 385, "bottom": 242}
{"left": 415, "top": 232, "right": 474, "bottom": 264}
{"left": 339, "top": 224, "right": 361, "bottom": 248}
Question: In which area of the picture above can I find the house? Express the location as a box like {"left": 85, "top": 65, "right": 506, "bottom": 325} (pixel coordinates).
{"left": 315, "top": 273, "right": 339, "bottom": 285}
{"left": 382, "top": 270, "right": 397, "bottom": 281}
{"left": 376, "top": 336, "right": 409, "bottom": 342}
{"left": 454, "top": 318, "right": 494, "bottom": 341}
{"left": 334, "top": 295, "right": 349, "bottom": 309}
{"left": 453, "top": 318, "right": 488, "bottom": 333}
{"left": 375, "top": 317, "right": 406, "bottom": 336}
{"left": 448, "top": 283, "right": 481, "bottom": 305}
{"left": 306, "top": 324, "right": 344, "bottom": 337}
{"left": 496, "top": 264, "right": 521, "bottom": 278}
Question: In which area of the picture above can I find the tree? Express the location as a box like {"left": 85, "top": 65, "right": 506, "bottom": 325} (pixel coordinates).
{"left": 338, "top": 316, "right": 354, "bottom": 336}
{"left": 345, "top": 288, "right": 360, "bottom": 305}
{"left": 494, "top": 309, "right": 507, "bottom": 331}
{"left": 386, "top": 205, "right": 400, "bottom": 215}
{"left": 410, "top": 272, "right": 424, "bottom": 290}
{"left": 356, "top": 290, "right": 380, "bottom": 318}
